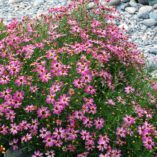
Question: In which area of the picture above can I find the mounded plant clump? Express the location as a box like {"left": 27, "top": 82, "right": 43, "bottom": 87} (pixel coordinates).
{"left": 0, "top": 0, "right": 157, "bottom": 156}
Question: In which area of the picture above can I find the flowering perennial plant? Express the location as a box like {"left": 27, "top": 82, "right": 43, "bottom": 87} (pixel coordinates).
{"left": 0, "top": 0, "right": 157, "bottom": 156}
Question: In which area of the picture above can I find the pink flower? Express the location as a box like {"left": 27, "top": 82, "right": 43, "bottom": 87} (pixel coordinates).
{"left": 30, "top": 86, "right": 39, "bottom": 93}
{"left": 39, "top": 128, "right": 51, "bottom": 139}
{"left": 6, "top": 60, "right": 22, "bottom": 76}
{"left": 0, "top": 75, "right": 10, "bottom": 84}
{"left": 152, "top": 83, "right": 157, "bottom": 90}
{"left": 84, "top": 85, "right": 96, "bottom": 95}
{"left": 105, "top": 149, "right": 122, "bottom": 157}
{"left": 58, "top": 94, "right": 70, "bottom": 106}
{"left": 22, "top": 44, "right": 35, "bottom": 59}
{"left": 10, "top": 123, "right": 19, "bottom": 135}
{"left": 24, "top": 105, "right": 37, "bottom": 113}
{"left": 94, "top": 118, "right": 105, "bottom": 130}
{"left": 52, "top": 103, "right": 63, "bottom": 115}
{"left": 9, "top": 139, "right": 19, "bottom": 150}
{"left": 39, "top": 73, "right": 51, "bottom": 82}
{"left": 44, "top": 136, "right": 55, "bottom": 147}
{"left": 0, "top": 125, "right": 8, "bottom": 135}
{"left": 64, "top": 128, "right": 77, "bottom": 141}
{"left": 0, "top": 88, "right": 12, "bottom": 100}
{"left": 85, "top": 139, "right": 95, "bottom": 151}
{"left": 91, "top": 19, "right": 101, "bottom": 28}
{"left": 50, "top": 81, "right": 63, "bottom": 94}
{"left": 53, "top": 127, "right": 65, "bottom": 140}
{"left": 21, "top": 133, "right": 32, "bottom": 142}
{"left": 75, "top": 111, "right": 84, "bottom": 120}
{"left": 124, "top": 86, "right": 135, "bottom": 94}
{"left": 46, "top": 94, "right": 56, "bottom": 104}
{"left": 15, "top": 75, "right": 27, "bottom": 87}
{"left": 97, "top": 135, "right": 109, "bottom": 151}
{"left": 32, "top": 151, "right": 43, "bottom": 157}
{"left": 67, "top": 144, "right": 77, "bottom": 152}
{"left": 37, "top": 107, "right": 51, "bottom": 119}
{"left": 13, "top": 91, "right": 24, "bottom": 101}
{"left": 106, "top": 99, "right": 115, "bottom": 106}
{"left": 143, "top": 137, "right": 155, "bottom": 150}
{"left": 5, "top": 110, "right": 16, "bottom": 122}
{"left": 82, "top": 117, "right": 93, "bottom": 128}
{"left": 123, "top": 115, "right": 135, "bottom": 126}
{"left": 81, "top": 74, "right": 93, "bottom": 84}
{"left": 30, "top": 119, "right": 39, "bottom": 131}
{"left": 45, "top": 150, "right": 55, "bottom": 157}
{"left": 80, "top": 130, "right": 91, "bottom": 140}
{"left": 19, "top": 120, "right": 30, "bottom": 131}
{"left": 46, "top": 49, "right": 57, "bottom": 60}
{"left": 116, "top": 127, "right": 127, "bottom": 138}
{"left": 77, "top": 152, "right": 89, "bottom": 157}
{"left": 73, "top": 78, "right": 84, "bottom": 89}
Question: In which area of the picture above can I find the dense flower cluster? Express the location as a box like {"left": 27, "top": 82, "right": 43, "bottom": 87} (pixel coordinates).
{"left": 0, "top": 0, "right": 157, "bottom": 156}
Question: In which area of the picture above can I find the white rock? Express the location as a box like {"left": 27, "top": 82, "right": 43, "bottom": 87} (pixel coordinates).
{"left": 142, "top": 19, "right": 157, "bottom": 27}
{"left": 151, "top": 70, "right": 157, "bottom": 78}
{"left": 145, "top": 55, "right": 157, "bottom": 71}
{"left": 33, "top": 0, "right": 44, "bottom": 6}
{"left": 129, "top": 0, "right": 138, "bottom": 7}
{"left": 8, "top": 0, "right": 22, "bottom": 4}
{"left": 125, "top": 7, "right": 137, "bottom": 14}
{"left": 118, "top": 23, "right": 129, "bottom": 31}
{"left": 138, "top": 6, "right": 153, "bottom": 18}
{"left": 153, "top": 4, "right": 157, "bottom": 9}
{"left": 149, "top": 11, "right": 157, "bottom": 20}
{"left": 87, "top": 2, "right": 95, "bottom": 9}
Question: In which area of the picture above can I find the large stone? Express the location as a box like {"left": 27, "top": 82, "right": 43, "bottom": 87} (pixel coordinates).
{"left": 137, "top": 6, "right": 153, "bottom": 18}
{"left": 149, "top": 11, "right": 157, "bottom": 20}
{"left": 125, "top": 7, "right": 137, "bottom": 14}
{"left": 142, "top": 19, "right": 157, "bottom": 27}
{"left": 153, "top": 4, "right": 157, "bottom": 9}
{"left": 8, "top": 0, "right": 22, "bottom": 4}
{"left": 4, "top": 149, "right": 29, "bottom": 157}
{"left": 33, "top": 0, "right": 44, "bottom": 6}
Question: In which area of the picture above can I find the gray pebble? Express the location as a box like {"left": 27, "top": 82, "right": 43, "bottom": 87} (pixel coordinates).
{"left": 125, "top": 7, "right": 137, "bottom": 14}
{"left": 142, "top": 19, "right": 157, "bottom": 26}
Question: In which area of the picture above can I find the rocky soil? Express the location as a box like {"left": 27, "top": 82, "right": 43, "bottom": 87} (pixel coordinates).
{"left": 0, "top": 0, "right": 69, "bottom": 23}
{"left": 116, "top": 0, "right": 157, "bottom": 77}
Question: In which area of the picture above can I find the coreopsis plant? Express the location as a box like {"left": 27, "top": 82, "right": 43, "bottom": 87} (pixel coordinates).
{"left": 0, "top": 0, "right": 157, "bottom": 156}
